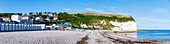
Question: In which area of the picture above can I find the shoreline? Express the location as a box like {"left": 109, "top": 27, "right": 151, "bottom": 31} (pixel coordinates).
{"left": 114, "top": 31, "right": 154, "bottom": 33}
{"left": 100, "top": 30, "right": 170, "bottom": 44}
{"left": 85, "top": 30, "right": 170, "bottom": 44}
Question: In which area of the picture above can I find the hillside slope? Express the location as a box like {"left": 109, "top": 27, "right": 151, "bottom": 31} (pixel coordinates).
{"left": 70, "top": 12, "right": 131, "bottom": 18}
{"left": 58, "top": 12, "right": 136, "bottom": 31}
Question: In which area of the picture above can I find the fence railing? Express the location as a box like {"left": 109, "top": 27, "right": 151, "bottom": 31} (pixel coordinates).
{"left": 0, "top": 23, "right": 46, "bottom": 31}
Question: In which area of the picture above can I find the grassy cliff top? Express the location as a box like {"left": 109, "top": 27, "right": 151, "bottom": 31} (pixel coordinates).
{"left": 69, "top": 12, "right": 131, "bottom": 18}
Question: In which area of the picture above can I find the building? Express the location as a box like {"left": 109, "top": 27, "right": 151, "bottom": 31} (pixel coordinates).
{"left": 47, "top": 13, "right": 58, "bottom": 20}
{"left": 22, "top": 15, "right": 30, "bottom": 23}
{"left": 80, "top": 24, "right": 88, "bottom": 28}
{"left": 53, "top": 14, "right": 58, "bottom": 20}
{"left": 48, "top": 13, "right": 54, "bottom": 16}
{"left": 0, "top": 17, "right": 10, "bottom": 22}
{"left": 35, "top": 16, "right": 43, "bottom": 22}
{"left": 45, "top": 17, "right": 50, "bottom": 21}
{"left": 11, "top": 15, "right": 22, "bottom": 22}
{"left": 22, "top": 15, "right": 34, "bottom": 24}
{"left": 64, "top": 22, "right": 73, "bottom": 30}
{"left": 0, "top": 18, "right": 3, "bottom": 22}
{"left": 34, "top": 16, "right": 43, "bottom": 24}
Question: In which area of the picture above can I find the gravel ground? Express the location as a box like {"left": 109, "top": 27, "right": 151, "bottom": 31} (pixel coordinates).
{"left": 0, "top": 30, "right": 89, "bottom": 44}
{"left": 87, "top": 30, "right": 170, "bottom": 44}
{"left": 0, "top": 30, "right": 169, "bottom": 44}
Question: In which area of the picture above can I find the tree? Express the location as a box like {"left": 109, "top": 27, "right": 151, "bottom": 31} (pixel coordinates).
{"left": 58, "top": 12, "right": 63, "bottom": 20}
{"left": 48, "top": 12, "right": 51, "bottom": 14}
{"left": 17, "top": 13, "right": 22, "bottom": 16}
{"left": 54, "top": 12, "right": 57, "bottom": 14}
{"left": 29, "top": 12, "right": 33, "bottom": 15}
{"left": 39, "top": 12, "right": 42, "bottom": 16}
{"left": 49, "top": 16, "right": 54, "bottom": 21}
{"left": 36, "top": 12, "right": 38, "bottom": 15}
{"left": 44, "top": 12, "right": 47, "bottom": 15}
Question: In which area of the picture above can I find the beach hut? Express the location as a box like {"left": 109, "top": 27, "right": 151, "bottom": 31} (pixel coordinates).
{"left": 57, "top": 24, "right": 68, "bottom": 30}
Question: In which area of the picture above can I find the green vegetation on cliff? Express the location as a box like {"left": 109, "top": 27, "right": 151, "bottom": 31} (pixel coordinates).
{"left": 58, "top": 12, "right": 135, "bottom": 29}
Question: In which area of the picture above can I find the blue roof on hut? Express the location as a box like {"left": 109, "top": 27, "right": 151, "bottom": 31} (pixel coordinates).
{"left": 57, "top": 24, "right": 68, "bottom": 28}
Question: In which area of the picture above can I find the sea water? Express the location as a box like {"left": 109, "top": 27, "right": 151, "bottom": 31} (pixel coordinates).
{"left": 137, "top": 29, "right": 170, "bottom": 41}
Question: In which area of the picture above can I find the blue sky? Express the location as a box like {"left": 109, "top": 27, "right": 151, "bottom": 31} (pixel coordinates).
{"left": 0, "top": 0, "right": 170, "bottom": 29}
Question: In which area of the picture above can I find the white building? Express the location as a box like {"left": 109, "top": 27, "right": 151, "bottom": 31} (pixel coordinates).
{"left": 94, "top": 26, "right": 100, "bottom": 28}
{"left": 22, "top": 16, "right": 30, "bottom": 23}
{"left": 48, "top": 13, "right": 54, "bottom": 16}
{"left": 35, "top": 16, "right": 43, "bottom": 22}
{"left": 53, "top": 15, "right": 58, "bottom": 20}
{"left": 0, "top": 17, "right": 10, "bottom": 22}
{"left": 11, "top": 15, "right": 22, "bottom": 22}
{"left": 80, "top": 24, "right": 88, "bottom": 28}
{"left": 45, "top": 17, "right": 50, "bottom": 21}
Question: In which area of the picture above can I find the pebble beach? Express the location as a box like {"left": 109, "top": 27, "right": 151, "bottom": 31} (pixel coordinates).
{"left": 0, "top": 30, "right": 169, "bottom": 44}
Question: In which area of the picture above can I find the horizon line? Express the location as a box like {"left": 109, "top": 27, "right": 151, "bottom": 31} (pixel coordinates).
{"left": 138, "top": 28, "right": 170, "bottom": 29}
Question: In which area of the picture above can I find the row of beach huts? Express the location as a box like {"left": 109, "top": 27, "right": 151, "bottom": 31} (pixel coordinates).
{"left": 0, "top": 13, "right": 75, "bottom": 31}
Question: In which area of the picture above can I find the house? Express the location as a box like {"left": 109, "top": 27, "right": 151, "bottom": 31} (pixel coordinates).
{"left": 45, "top": 17, "right": 50, "bottom": 21}
{"left": 34, "top": 16, "right": 43, "bottom": 23}
{"left": 22, "top": 15, "right": 34, "bottom": 24}
{"left": 80, "top": 24, "right": 88, "bottom": 28}
{"left": 0, "top": 17, "right": 10, "bottom": 22}
{"left": 80, "top": 24, "right": 99, "bottom": 28}
{"left": 53, "top": 14, "right": 58, "bottom": 20}
{"left": 11, "top": 15, "right": 22, "bottom": 22}
{"left": 22, "top": 15, "right": 30, "bottom": 23}
{"left": 0, "top": 18, "right": 3, "bottom": 22}
{"left": 94, "top": 26, "right": 100, "bottom": 28}
{"left": 64, "top": 22, "right": 73, "bottom": 30}
{"left": 48, "top": 13, "right": 54, "bottom": 16}
{"left": 48, "top": 13, "right": 58, "bottom": 20}
{"left": 35, "top": 16, "right": 43, "bottom": 22}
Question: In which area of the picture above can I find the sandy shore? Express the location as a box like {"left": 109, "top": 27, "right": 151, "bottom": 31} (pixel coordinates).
{"left": 0, "top": 30, "right": 169, "bottom": 44}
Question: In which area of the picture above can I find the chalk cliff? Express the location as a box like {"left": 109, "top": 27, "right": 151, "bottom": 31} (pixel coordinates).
{"left": 109, "top": 21, "right": 137, "bottom": 31}
{"left": 65, "top": 12, "right": 137, "bottom": 31}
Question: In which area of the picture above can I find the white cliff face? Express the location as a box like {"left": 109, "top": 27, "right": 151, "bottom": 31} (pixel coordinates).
{"left": 109, "top": 21, "right": 137, "bottom": 31}
{"left": 80, "top": 20, "right": 137, "bottom": 31}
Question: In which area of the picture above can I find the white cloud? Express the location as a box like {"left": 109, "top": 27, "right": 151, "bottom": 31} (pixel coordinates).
{"left": 62, "top": 8, "right": 71, "bottom": 11}
{"left": 108, "top": 7, "right": 130, "bottom": 15}
{"left": 151, "top": 8, "right": 169, "bottom": 14}
{"left": 76, "top": 1, "right": 87, "bottom": 5}
{"left": 137, "top": 17, "right": 170, "bottom": 22}
{"left": 136, "top": 17, "right": 170, "bottom": 29}
{"left": 85, "top": 8, "right": 111, "bottom": 14}
{"left": 85, "top": 8, "right": 103, "bottom": 12}
{"left": 110, "top": 7, "right": 116, "bottom": 9}
{"left": 62, "top": 7, "right": 130, "bottom": 15}
{"left": 62, "top": 8, "right": 84, "bottom": 11}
